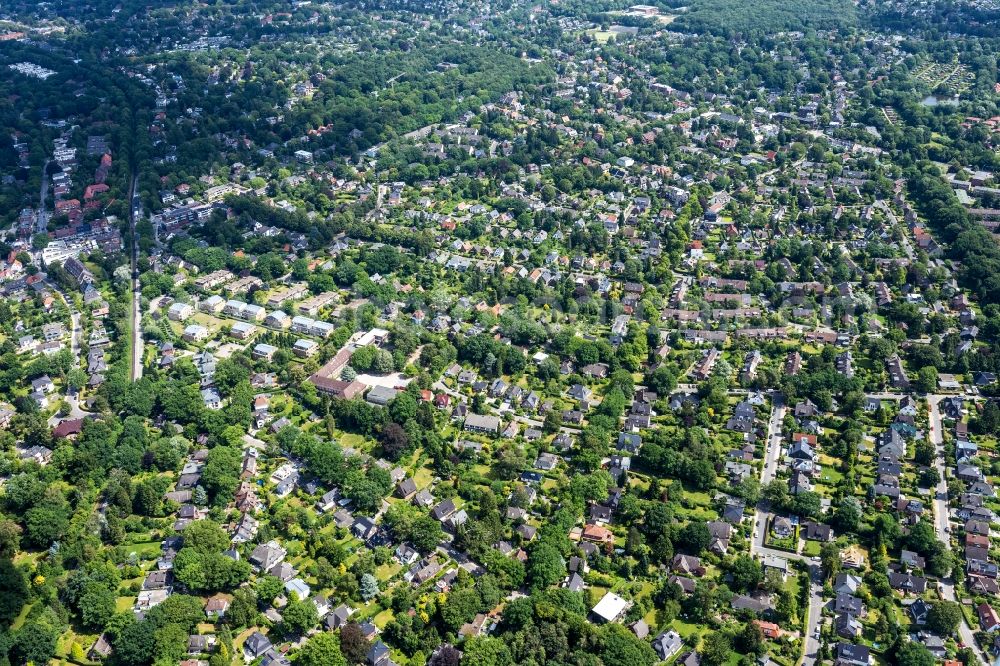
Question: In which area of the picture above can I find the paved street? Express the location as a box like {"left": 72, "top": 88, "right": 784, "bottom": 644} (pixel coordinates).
{"left": 128, "top": 174, "right": 143, "bottom": 382}
{"left": 36, "top": 160, "right": 51, "bottom": 236}
{"left": 802, "top": 573, "right": 823, "bottom": 666}
{"left": 749, "top": 394, "right": 787, "bottom": 557}
{"left": 46, "top": 283, "right": 90, "bottom": 423}
{"left": 927, "top": 395, "right": 986, "bottom": 663}
{"left": 876, "top": 200, "right": 915, "bottom": 260}
{"left": 746, "top": 394, "right": 823, "bottom": 665}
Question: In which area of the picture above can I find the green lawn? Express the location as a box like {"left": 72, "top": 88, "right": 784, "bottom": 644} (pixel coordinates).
{"left": 10, "top": 602, "right": 33, "bottom": 631}
{"left": 412, "top": 465, "right": 435, "bottom": 489}
{"left": 376, "top": 562, "right": 403, "bottom": 581}
{"left": 125, "top": 540, "right": 164, "bottom": 559}
{"left": 671, "top": 616, "right": 705, "bottom": 640}
{"left": 678, "top": 506, "right": 719, "bottom": 522}
{"left": 818, "top": 465, "right": 843, "bottom": 486}
{"left": 340, "top": 433, "right": 367, "bottom": 448}
{"left": 588, "top": 585, "right": 609, "bottom": 609}
{"left": 683, "top": 489, "right": 713, "bottom": 507}
{"left": 372, "top": 607, "right": 395, "bottom": 629}
{"left": 785, "top": 569, "right": 803, "bottom": 599}
{"left": 765, "top": 533, "right": 798, "bottom": 553}
{"left": 586, "top": 29, "right": 615, "bottom": 43}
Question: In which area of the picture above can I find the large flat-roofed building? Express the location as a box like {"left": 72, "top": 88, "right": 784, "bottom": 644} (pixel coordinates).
{"left": 591, "top": 592, "right": 630, "bottom": 623}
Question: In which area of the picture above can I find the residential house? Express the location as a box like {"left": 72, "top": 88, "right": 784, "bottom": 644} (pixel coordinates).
{"left": 671, "top": 554, "right": 706, "bottom": 577}
{"left": 835, "top": 642, "right": 871, "bottom": 666}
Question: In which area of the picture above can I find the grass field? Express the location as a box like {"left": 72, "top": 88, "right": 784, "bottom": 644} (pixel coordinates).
{"left": 376, "top": 562, "right": 403, "bottom": 581}
{"left": 585, "top": 25, "right": 639, "bottom": 43}
{"left": 412, "top": 465, "right": 435, "bottom": 489}
{"left": 10, "top": 602, "right": 33, "bottom": 630}
{"left": 671, "top": 616, "right": 705, "bottom": 640}
{"left": 372, "top": 607, "right": 395, "bottom": 629}
{"left": 818, "top": 465, "right": 843, "bottom": 485}
{"left": 339, "top": 433, "right": 367, "bottom": 448}
{"left": 125, "top": 540, "right": 164, "bottom": 558}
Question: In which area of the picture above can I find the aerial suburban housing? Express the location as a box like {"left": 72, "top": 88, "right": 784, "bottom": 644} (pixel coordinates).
{"left": 0, "top": 0, "right": 997, "bottom": 665}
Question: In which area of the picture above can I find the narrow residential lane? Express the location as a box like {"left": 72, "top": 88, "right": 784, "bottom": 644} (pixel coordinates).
{"left": 46, "top": 282, "right": 91, "bottom": 423}
{"left": 746, "top": 395, "right": 823, "bottom": 665}
{"left": 749, "top": 393, "right": 786, "bottom": 557}
{"left": 128, "top": 173, "right": 143, "bottom": 381}
{"left": 927, "top": 395, "right": 986, "bottom": 663}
